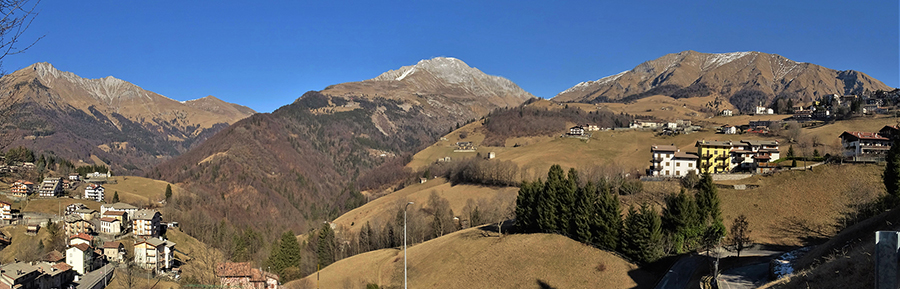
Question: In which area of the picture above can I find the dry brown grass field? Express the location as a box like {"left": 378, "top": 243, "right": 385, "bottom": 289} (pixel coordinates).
{"left": 333, "top": 178, "right": 518, "bottom": 237}
{"left": 0, "top": 225, "right": 52, "bottom": 263}
{"left": 717, "top": 164, "right": 883, "bottom": 246}
{"left": 104, "top": 176, "right": 181, "bottom": 205}
{"left": 286, "top": 227, "right": 655, "bottom": 289}
{"left": 22, "top": 198, "right": 101, "bottom": 215}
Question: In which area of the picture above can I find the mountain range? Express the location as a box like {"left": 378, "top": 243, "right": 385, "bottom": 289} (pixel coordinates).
{"left": 553, "top": 50, "right": 892, "bottom": 112}
{"left": 150, "top": 57, "right": 534, "bottom": 233}
{"left": 0, "top": 62, "right": 254, "bottom": 174}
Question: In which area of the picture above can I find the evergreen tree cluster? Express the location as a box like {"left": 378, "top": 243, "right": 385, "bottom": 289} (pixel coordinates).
{"left": 266, "top": 231, "right": 302, "bottom": 282}
{"left": 515, "top": 166, "right": 726, "bottom": 264}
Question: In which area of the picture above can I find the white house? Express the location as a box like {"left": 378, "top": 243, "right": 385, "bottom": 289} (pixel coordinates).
{"left": 0, "top": 201, "right": 11, "bottom": 225}
{"left": 839, "top": 131, "right": 892, "bottom": 162}
{"left": 100, "top": 203, "right": 138, "bottom": 219}
{"left": 754, "top": 106, "right": 774, "bottom": 115}
{"left": 38, "top": 178, "right": 62, "bottom": 197}
{"left": 650, "top": 145, "right": 678, "bottom": 177}
{"left": 103, "top": 241, "right": 125, "bottom": 263}
{"left": 84, "top": 184, "right": 105, "bottom": 202}
{"left": 65, "top": 243, "right": 92, "bottom": 275}
{"left": 99, "top": 217, "right": 121, "bottom": 235}
{"left": 721, "top": 109, "right": 733, "bottom": 117}
{"left": 671, "top": 152, "right": 699, "bottom": 177}
{"left": 568, "top": 126, "right": 585, "bottom": 136}
{"left": 68, "top": 233, "right": 93, "bottom": 247}
{"left": 721, "top": 125, "right": 737, "bottom": 135}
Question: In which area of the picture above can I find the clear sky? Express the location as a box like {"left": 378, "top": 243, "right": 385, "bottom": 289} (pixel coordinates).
{"left": 3, "top": 0, "right": 898, "bottom": 112}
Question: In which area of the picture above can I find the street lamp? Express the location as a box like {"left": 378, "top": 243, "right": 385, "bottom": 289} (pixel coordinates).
{"left": 404, "top": 201, "right": 413, "bottom": 289}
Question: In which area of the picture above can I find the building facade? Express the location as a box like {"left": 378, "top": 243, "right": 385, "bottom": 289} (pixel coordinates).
{"left": 132, "top": 210, "right": 162, "bottom": 238}
{"left": 696, "top": 140, "right": 733, "bottom": 173}
{"left": 839, "top": 131, "right": 891, "bottom": 162}
{"left": 84, "top": 184, "right": 105, "bottom": 202}
{"left": 38, "top": 178, "right": 62, "bottom": 198}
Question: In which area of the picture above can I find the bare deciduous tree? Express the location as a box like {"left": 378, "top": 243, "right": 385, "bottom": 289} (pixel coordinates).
{"left": 0, "top": 0, "right": 42, "bottom": 150}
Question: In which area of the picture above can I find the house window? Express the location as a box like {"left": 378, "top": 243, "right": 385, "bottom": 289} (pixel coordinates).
{"left": 665, "top": 162, "right": 670, "bottom": 166}
{"left": 689, "top": 163, "right": 693, "bottom": 167}
{"left": 676, "top": 171, "right": 681, "bottom": 176}
{"left": 665, "top": 170, "right": 669, "bottom": 175}
{"left": 667, "top": 153, "right": 671, "bottom": 158}
{"left": 676, "top": 163, "right": 680, "bottom": 167}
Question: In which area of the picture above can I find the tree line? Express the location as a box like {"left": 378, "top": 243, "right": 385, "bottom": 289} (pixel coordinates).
{"left": 514, "top": 165, "right": 726, "bottom": 264}
{"left": 480, "top": 106, "right": 633, "bottom": 147}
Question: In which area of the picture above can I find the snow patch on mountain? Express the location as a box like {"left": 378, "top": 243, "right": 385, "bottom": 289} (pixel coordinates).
{"left": 702, "top": 51, "right": 752, "bottom": 70}
{"left": 561, "top": 70, "right": 628, "bottom": 94}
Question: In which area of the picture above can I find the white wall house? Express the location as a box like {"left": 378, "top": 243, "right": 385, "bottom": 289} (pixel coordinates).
{"left": 65, "top": 244, "right": 92, "bottom": 275}
{"left": 134, "top": 237, "right": 176, "bottom": 272}
{"left": 650, "top": 145, "right": 678, "bottom": 177}
{"left": 671, "top": 152, "right": 699, "bottom": 177}
{"left": 839, "top": 131, "right": 892, "bottom": 162}
{"left": 100, "top": 217, "right": 121, "bottom": 235}
{"left": 100, "top": 203, "right": 138, "bottom": 219}
{"left": 132, "top": 210, "right": 162, "bottom": 238}
{"left": 84, "top": 184, "right": 104, "bottom": 202}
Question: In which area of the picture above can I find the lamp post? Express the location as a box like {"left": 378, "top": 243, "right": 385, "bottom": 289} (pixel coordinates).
{"left": 404, "top": 201, "right": 413, "bottom": 289}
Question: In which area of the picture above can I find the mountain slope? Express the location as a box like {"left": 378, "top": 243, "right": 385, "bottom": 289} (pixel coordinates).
{"left": 286, "top": 228, "right": 655, "bottom": 289}
{"left": 0, "top": 63, "right": 254, "bottom": 173}
{"left": 152, "top": 57, "right": 534, "bottom": 234}
{"left": 553, "top": 51, "right": 892, "bottom": 112}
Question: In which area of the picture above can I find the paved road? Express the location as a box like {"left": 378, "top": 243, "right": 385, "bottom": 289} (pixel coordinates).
{"left": 77, "top": 263, "right": 115, "bottom": 289}
{"left": 653, "top": 255, "right": 704, "bottom": 289}
{"left": 718, "top": 263, "right": 769, "bottom": 289}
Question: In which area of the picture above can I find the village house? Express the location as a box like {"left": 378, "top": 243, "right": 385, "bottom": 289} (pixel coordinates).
{"left": 649, "top": 145, "right": 699, "bottom": 177}
{"left": 839, "top": 131, "right": 892, "bottom": 162}
{"left": 100, "top": 203, "right": 138, "bottom": 220}
{"left": 878, "top": 125, "right": 900, "bottom": 141}
{"left": 0, "top": 261, "right": 75, "bottom": 289}
{"left": 68, "top": 233, "right": 93, "bottom": 247}
{"left": 84, "top": 184, "right": 105, "bottom": 202}
{"left": 568, "top": 126, "right": 585, "bottom": 136}
{"left": 134, "top": 237, "right": 176, "bottom": 273}
{"left": 103, "top": 242, "right": 125, "bottom": 263}
{"left": 696, "top": 140, "right": 734, "bottom": 174}
{"left": 454, "top": 142, "right": 475, "bottom": 152}
{"left": 65, "top": 243, "right": 96, "bottom": 275}
{"left": 85, "top": 171, "right": 110, "bottom": 184}
{"left": 68, "top": 174, "right": 80, "bottom": 182}
{"left": 0, "top": 201, "right": 11, "bottom": 225}
{"left": 101, "top": 210, "right": 128, "bottom": 223}
{"left": 26, "top": 223, "right": 40, "bottom": 236}
{"left": 721, "top": 109, "right": 733, "bottom": 117}
{"left": 65, "top": 203, "right": 88, "bottom": 215}
{"left": 9, "top": 180, "right": 34, "bottom": 197}
{"left": 64, "top": 215, "right": 96, "bottom": 237}
{"left": 99, "top": 217, "right": 122, "bottom": 235}
{"left": 216, "top": 262, "right": 280, "bottom": 289}
{"left": 754, "top": 106, "right": 774, "bottom": 115}
{"left": 132, "top": 210, "right": 162, "bottom": 238}
{"left": 42, "top": 250, "right": 65, "bottom": 264}
{"left": 720, "top": 125, "right": 737, "bottom": 135}
{"left": 38, "top": 178, "right": 62, "bottom": 198}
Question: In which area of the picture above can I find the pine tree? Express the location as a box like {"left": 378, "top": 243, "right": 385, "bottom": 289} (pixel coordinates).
{"left": 662, "top": 189, "right": 701, "bottom": 253}
{"left": 729, "top": 214, "right": 752, "bottom": 258}
{"left": 112, "top": 191, "right": 119, "bottom": 203}
{"left": 696, "top": 173, "right": 722, "bottom": 225}
{"left": 593, "top": 181, "right": 621, "bottom": 251}
{"left": 571, "top": 182, "right": 594, "bottom": 243}
{"left": 164, "top": 184, "right": 172, "bottom": 201}
{"left": 622, "top": 204, "right": 663, "bottom": 264}
{"left": 266, "top": 231, "right": 302, "bottom": 280}
{"left": 884, "top": 139, "right": 900, "bottom": 199}
{"left": 787, "top": 145, "right": 795, "bottom": 158}
{"left": 557, "top": 168, "right": 579, "bottom": 235}
{"left": 514, "top": 180, "right": 537, "bottom": 232}
{"left": 537, "top": 165, "right": 564, "bottom": 233}
{"left": 317, "top": 224, "right": 335, "bottom": 268}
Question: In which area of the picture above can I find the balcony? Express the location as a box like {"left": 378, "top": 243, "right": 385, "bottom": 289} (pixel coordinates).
{"left": 702, "top": 154, "right": 714, "bottom": 159}
{"left": 650, "top": 165, "right": 662, "bottom": 171}
{"left": 716, "top": 155, "right": 729, "bottom": 160}
{"left": 651, "top": 157, "right": 664, "bottom": 163}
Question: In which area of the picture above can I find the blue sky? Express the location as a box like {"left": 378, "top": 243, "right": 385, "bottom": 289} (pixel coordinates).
{"left": 4, "top": 0, "right": 898, "bottom": 112}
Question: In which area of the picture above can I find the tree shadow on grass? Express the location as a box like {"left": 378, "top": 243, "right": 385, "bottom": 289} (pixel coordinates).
{"left": 769, "top": 216, "right": 832, "bottom": 245}
{"left": 536, "top": 279, "right": 557, "bottom": 289}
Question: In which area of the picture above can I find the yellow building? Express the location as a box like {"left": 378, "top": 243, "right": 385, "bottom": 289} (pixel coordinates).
{"left": 696, "top": 140, "right": 734, "bottom": 174}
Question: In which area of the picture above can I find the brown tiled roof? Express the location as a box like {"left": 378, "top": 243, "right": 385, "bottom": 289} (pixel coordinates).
{"left": 103, "top": 211, "right": 126, "bottom": 216}
{"left": 673, "top": 152, "right": 698, "bottom": 159}
{"left": 650, "top": 145, "right": 678, "bottom": 152}
{"left": 840, "top": 131, "right": 889, "bottom": 141}
{"left": 71, "top": 243, "right": 91, "bottom": 252}
{"left": 70, "top": 233, "right": 93, "bottom": 242}
{"left": 42, "top": 250, "right": 65, "bottom": 263}
{"left": 99, "top": 217, "right": 118, "bottom": 223}
{"left": 103, "top": 241, "right": 122, "bottom": 249}
{"left": 52, "top": 263, "right": 72, "bottom": 271}
{"left": 216, "top": 262, "right": 252, "bottom": 277}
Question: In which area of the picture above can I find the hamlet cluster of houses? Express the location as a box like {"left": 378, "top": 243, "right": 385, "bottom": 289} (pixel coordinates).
{"left": 650, "top": 139, "right": 782, "bottom": 177}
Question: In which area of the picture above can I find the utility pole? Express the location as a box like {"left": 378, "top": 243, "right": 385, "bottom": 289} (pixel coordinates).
{"left": 404, "top": 201, "right": 414, "bottom": 289}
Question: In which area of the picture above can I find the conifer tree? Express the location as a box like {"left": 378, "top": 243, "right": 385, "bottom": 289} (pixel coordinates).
{"left": 537, "top": 165, "right": 564, "bottom": 233}
{"left": 164, "top": 184, "right": 172, "bottom": 201}
{"left": 622, "top": 204, "right": 663, "bottom": 264}
{"left": 593, "top": 181, "right": 622, "bottom": 251}
{"left": 515, "top": 180, "right": 538, "bottom": 232}
{"left": 557, "top": 168, "right": 579, "bottom": 235}
{"left": 317, "top": 224, "right": 335, "bottom": 268}
{"left": 884, "top": 139, "right": 900, "bottom": 199}
{"left": 112, "top": 191, "right": 119, "bottom": 203}
{"left": 571, "top": 181, "right": 594, "bottom": 243}
{"left": 662, "top": 189, "right": 701, "bottom": 253}
{"left": 696, "top": 173, "right": 722, "bottom": 225}
{"left": 266, "top": 231, "right": 302, "bottom": 281}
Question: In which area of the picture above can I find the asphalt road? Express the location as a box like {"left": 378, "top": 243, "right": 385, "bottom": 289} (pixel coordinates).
{"left": 718, "top": 263, "right": 769, "bottom": 289}
{"left": 653, "top": 255, "right": 704, "bottom": 289}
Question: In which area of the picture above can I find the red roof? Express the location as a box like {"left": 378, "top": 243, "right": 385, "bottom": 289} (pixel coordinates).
{"left": 99, "top": 217, "right": 118, "bottom": 222}
{"left": 216, "top": 262, "right": 252, "bottom": 277}
{"left": 840, "top": 131, "right": 889, "bottom": 141}
{"left": 70, "top": 233, "right": 93, "bottom": 242}
{"left": 103, "top": 241, "right": 122, "bottom": 249}
{"left": 71, "top": 243, "right": 91, "bottom": 252}
{"left": 52, "top": 263, "right": 72, "bottom": 271}
{"left": 103, "top": 211, "right": 126, "bottom": 216}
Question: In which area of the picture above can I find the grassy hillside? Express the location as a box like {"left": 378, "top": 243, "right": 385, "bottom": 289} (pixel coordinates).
{"left": 718, "top": 164, "right": 883, "bottom": 246}
{"left": 22, "top": 198, "right": 101, "bottom": 215}
{"left": 286, "top": 227, "right": 655, "bottom": 289}
{"left": 104, "top": 176, "right": 181, "bottom": 205}
{"left": 333, "top": 178, "right": 518, "bottom": 237}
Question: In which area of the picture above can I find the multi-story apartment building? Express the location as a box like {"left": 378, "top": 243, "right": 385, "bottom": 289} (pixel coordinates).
{"left": 84, "top": 184, "right": 105, "bottom": 202}
{"left": 132, "top": 210, "right": 162, "bottom": 238}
